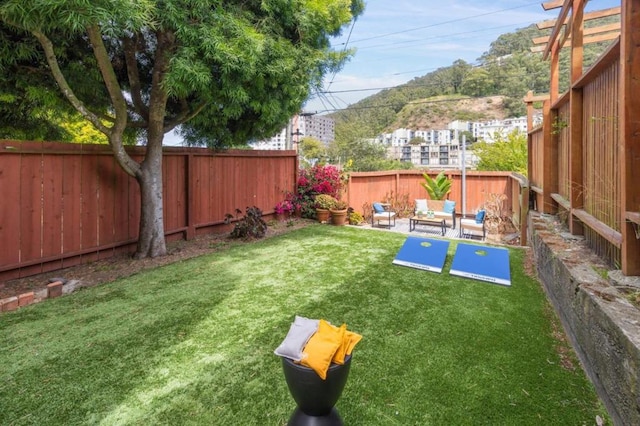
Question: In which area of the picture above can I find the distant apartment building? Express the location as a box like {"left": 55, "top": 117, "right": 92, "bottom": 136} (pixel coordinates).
{"left": 251, "top": 113, "right": 335, "bottom": 150}
{"left": 473, "top": 116, "right": 528, "bottom": 142}
{"left": 380, "top": 116, "right": 528, "bottom": 169}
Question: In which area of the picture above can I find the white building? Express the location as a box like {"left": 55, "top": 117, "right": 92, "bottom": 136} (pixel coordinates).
{"left": 252, "top": 113, "right": 335, "bottom": 150}
{"left": 380, "top": 116, "right": 528, "bottom": 169}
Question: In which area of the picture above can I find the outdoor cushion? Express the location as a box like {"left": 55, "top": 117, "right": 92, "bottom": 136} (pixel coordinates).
{"left": 444, "top": 200, "right": 456, "bottom": 214}
{"left": 475, "top": 210, "right": 486, "bottom": 224}
{"left": 274, "top": 316, "right": 319, "bottom": 361}
{"left": 415, "top": 199, "right": 428, "bottom": 212}
{"left": 372, "top": 202, "right": 385, "bottom": 213}
{"left": 300, "top": 319, "right": 345, "bottom": 380}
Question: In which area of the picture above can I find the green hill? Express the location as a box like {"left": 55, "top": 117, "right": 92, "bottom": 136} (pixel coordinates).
{"left": 330, "top": 18, "right": 617, "bottom": 138}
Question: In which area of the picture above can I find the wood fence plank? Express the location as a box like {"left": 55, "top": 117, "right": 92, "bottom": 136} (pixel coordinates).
{"left": 41, "top": 154, "right": 63, "bottom": 268}
{"left": 20, "top": 154, "right": 43, "bottom": 267}
{"left": 62, "top": 154, "right": 83, "bottom": 268}
{"left": 0, "top": 151, "right": 22, "bottom": 268}
{"left": 97, "top": 155, "right": 116, "bottom": 259}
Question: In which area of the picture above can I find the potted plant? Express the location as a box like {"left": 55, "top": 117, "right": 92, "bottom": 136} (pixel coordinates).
{"left": 330, "top": 199, "right": 348, "bottom": 226}
{"left": 275, "top": 199, "right": 295, "bottom": 221}
{"left": 421, "top": 171, "right": 452, "bottom": 200}
{"left": 315, "top": 194, "right": 337, "bottom": 223}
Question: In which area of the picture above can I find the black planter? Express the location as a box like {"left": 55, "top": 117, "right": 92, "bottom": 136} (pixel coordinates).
{"left": 282, "top": 355, "right": 352, "bottom": 426}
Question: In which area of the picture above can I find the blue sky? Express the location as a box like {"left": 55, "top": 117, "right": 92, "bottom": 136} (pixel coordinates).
{"left": 304, "top": 0, "right": 620, "bottom": 114}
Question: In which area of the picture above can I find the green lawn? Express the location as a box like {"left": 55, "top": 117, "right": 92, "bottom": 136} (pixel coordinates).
{"left": 0, "top": 225, "right": 609, "bottom": 425}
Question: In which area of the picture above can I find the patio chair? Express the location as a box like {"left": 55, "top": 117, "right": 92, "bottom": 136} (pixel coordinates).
{"left": 459, "top": 210, "right": 486, "bottom": 240}
{"left": 371, "top": 202, "right": 396, "bottom": 228}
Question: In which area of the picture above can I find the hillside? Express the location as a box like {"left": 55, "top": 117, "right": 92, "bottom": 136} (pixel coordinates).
{"left": 389, "top": 95, "right": 507, "bottom": 131}
{"left": 330, "top": 18, "right": 616, "bottom": 139}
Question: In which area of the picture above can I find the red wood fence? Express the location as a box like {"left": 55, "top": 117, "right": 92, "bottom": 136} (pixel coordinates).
{"left": 0, "top": 141, "right": 298, "bottom": 281}
{"left": 527, "top": 0, "right": 640, "bottom": 274}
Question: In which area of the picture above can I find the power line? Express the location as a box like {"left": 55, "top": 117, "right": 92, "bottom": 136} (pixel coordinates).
{"left": 339, "top": 1, "right": 541, "bottom": 45}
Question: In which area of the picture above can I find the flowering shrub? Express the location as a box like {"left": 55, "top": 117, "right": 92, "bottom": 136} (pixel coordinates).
{"left": 274, "top": 199, "right": 295, "bottom": 215}
{"left": 290, "top": 165, "right": 344, "bottom": 219}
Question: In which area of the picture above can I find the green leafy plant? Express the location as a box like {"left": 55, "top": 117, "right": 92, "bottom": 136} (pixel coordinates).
{"left": 315, "top": 194, "right": 337, "bottom": 210}
{"left": 228, "top": 206, "right": 267, "bottom": 239}
{"left": 348, "top": 209, "right": 365, "bottom": 225}
{"left": 421, "top": 171, "right": 452, "bottom": 200}
{"left": 332, "top": 199, "right": 348, "bottom": 211}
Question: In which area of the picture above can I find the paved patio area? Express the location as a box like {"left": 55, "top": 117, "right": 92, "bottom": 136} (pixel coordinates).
{"left": 360, "top": 218, "right": 482, "bottom": 241}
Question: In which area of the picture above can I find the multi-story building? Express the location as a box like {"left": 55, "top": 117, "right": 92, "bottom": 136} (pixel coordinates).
{"left": 383, "top": 117, "right": 528, "bottom": 169}
{"left": 252, "top": 113, "right": 335, "bottom": 150}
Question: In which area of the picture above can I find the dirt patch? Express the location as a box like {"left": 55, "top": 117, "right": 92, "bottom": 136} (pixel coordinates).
{"left": 0, "top": 218, "right": 313, "bottom": 300}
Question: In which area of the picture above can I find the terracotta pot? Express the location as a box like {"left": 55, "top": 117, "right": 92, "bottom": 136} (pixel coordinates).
{"left": 316, "top": 208, "right": 331, "bottom": 223}
{"left": 330, "top": 209, "right": 348, "bottom": 226}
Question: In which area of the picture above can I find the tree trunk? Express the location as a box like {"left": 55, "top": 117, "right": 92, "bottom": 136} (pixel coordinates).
{"left": 134, "top": 145, "right": 167, "bottom": 259}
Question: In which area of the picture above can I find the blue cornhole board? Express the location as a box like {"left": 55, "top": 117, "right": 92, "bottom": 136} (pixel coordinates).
{"left": 450, "top": 243, "right": 511, "bottom": 286}
{"left": 392, "top": 237, "right": 450, "bottom": 273}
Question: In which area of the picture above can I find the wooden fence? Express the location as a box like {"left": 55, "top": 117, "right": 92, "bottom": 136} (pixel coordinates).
{"left": 345, "top": 170, "right": 529, "bottom": 244}
{"left": 526, "top": 0, "right": 640, "bottom": 275}
{"left": 0, "top": 141, "right": 298, "bottom": 281}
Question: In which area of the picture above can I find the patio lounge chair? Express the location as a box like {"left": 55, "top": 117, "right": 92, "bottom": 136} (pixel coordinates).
{"left": 459, "top": 210, "right": 486, "bottom": 240}
{"left": 371, "top": 202, "right": 396, "bottom": 228}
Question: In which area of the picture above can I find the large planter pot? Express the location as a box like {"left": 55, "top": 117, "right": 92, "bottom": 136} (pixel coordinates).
{"left": 282, "top": 355, "right": 352, "bottom": 426}
{"left": 330, "top": 209, "right": 348, "bottom": 226}
{"left": 316, "top": 208, "right": 331, "bottom": 224}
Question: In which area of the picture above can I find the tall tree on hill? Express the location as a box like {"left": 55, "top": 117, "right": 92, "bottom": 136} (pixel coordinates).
{"left": 0, "top": 0, "right": 364, "bottom": 259}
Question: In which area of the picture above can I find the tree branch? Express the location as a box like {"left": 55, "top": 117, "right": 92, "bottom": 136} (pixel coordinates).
{"left": 122, "top": 34, "right": 149, "bottom": 122}
{"left": 31, "top": 30, "right": 111, "bottom": 135}
{"left": 164, "top": 100, "right": 208, "bottom": 132}
{"left": 86, "top": 24, "right": 140, "bottom": 177}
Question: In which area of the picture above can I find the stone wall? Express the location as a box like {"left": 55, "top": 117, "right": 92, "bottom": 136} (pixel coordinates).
{"left": 528, "top": 213, "right": 640, "bottom": 426}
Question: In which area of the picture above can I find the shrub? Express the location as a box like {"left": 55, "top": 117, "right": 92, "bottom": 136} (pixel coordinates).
{"left": 315, "top": 194, "right": 337, "bottom": 210}
{"left": 229, "top": 206, "right": 267, "bottom": 239}
{"left": 291, "top": 165, "right": 344, "bottom": 219}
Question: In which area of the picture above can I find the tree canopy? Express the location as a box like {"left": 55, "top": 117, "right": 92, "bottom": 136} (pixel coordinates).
{"left": 472, "top": 129, "right": 528, "bottom": 175}
{"left": 0, "top": 0, "right": 364, "bottom": 258}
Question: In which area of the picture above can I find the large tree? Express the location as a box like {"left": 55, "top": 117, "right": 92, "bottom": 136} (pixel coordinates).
{"left": 0, "top": 0, "right": 363, "bottom": 258}
{"left": 472, "top": 129, "right": 527, "bottom": 175}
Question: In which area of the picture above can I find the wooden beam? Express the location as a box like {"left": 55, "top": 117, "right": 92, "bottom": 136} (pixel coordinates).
{"left": 532, "top": 23, "right": 621, "bottom": 45}
{"left": 542, "top": 100, "right": 558, "bottom": 214}
{"left": 620, "top": 0, "right": 640, "bottom": 276}
{"left": 568, "top": 0, "right": 584, "bottom": 236}
{"left": 542, "top": 0, "right": 565, "bottom": 10}
{"left": 584, "top": 32, "right": 620, "bottom": 45}
{"left": 536, "top": 7, "right": 621, "bottom": 30}
{"left": 523, "top": 92, "right": 550, "bottom": 103}
{"left": 572, "top": 209, "right": 623, "bottom": 247}
{"left": 550, "top": 192, "right": 570, "bottom": 211}
{"left": 543, "top": 0, "right": 573, "bottom": 60}
{"left": 531, "top": 32, "right": 620, "bottom": 52}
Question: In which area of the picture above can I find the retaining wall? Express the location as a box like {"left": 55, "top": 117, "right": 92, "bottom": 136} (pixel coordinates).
{"left": 529, "top": 213, "right": 640, "bottom": 426}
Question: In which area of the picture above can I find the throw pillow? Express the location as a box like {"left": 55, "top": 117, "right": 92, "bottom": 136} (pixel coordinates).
{"left": 415, "top": 199, "right": 428, "bottom": 213}
{"left": 373, "top": 202, "right": 385, "bottom": 213}
{"left": 274, "top": 316, "right": 319, "bottom": 361}
{"left": 300, "top": 319, "right": 345, "bottom": 380}
{"left": 444, "top": 200, "right": 456, "bottom": 214}
{"left": 475, "top": 210, "right": 486, "bottom": 224}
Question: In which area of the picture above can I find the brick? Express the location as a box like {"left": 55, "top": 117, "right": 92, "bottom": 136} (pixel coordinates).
{"left": 18, "top": 292, "right": 35, "bottom": 307}
{"left": 1, "top": 296, "right": 19, "bottom": 312}
{"left": 47, "top": 281, "right": 63, "bottom": 298}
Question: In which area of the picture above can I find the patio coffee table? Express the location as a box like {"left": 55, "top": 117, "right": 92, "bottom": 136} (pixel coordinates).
{"left": 409, "top": 216, "right": 446, "bottom": 236}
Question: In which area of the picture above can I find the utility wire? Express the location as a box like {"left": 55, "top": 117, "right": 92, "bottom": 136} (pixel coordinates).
{"left": 339, "top": 1, "right": 541, "bottom": 45}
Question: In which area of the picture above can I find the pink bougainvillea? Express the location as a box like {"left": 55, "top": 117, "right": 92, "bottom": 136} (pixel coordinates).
{"left": 275, "top": 165, "right": 345, "bottom": 219}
